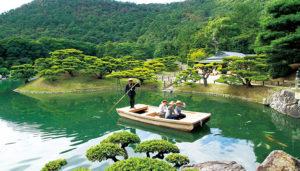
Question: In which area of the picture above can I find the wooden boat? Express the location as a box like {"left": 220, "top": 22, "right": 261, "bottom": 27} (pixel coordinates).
{"left": 118, "top": 118, "right": 210, "bottom": 142}
{"left": 116, "top": 104, "right": 211, "bottom": 132}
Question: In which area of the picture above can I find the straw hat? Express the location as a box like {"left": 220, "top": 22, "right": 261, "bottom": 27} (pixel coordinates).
{"left": 175, "top": 100, "right": 184, "bottom": 105}
{"left": 128, "top": 78, "right": 134, "bottom": 81}
{"left": 169, "top": 101, "right": 175, "bottom": 105}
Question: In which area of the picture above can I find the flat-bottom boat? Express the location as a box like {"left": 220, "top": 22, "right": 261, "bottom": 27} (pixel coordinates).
{"left": 116, "top": 104, "right": 211, "bottom": 132}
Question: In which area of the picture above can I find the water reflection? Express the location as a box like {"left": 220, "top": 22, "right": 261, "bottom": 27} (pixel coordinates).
{"left": 0, "top": 81, "right": 299, "bottom": 171}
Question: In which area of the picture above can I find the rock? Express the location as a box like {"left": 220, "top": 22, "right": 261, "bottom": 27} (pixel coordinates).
{"left": 257, "top": 150, "right": 300, "bottom": 171}
{"left": 182, "top": 161, "right": 246, "bottom": 171}
{"left": 265, "top": 90, "right": 300, "bottom": 118}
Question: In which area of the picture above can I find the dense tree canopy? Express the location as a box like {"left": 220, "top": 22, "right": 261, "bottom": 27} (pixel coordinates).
{"left": 256, "top": 0, "right": 300, "bottom": 78}
{"left": 0, "top": 0, "right": 269, "bottom": 69}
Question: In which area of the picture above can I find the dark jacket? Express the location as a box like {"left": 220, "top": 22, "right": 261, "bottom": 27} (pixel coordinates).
{"left": 125, "top": 83, "right": 140, "bottom": 96}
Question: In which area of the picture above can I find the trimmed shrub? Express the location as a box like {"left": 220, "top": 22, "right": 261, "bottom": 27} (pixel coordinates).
{"left": 86, "top": 143, "right": 125, "bottom": 162}
{"left": 105, "top": 157, "right": 176, "bottom": 171}
{"left": 102, "top": 131, "right": 140, "bottom": 148}
{"left": 102, "top": 131, "right": 140, "bottom": 159}
{"left": 135, "top": 139, "right": 179, "bottom": 159}
{"left": 41, "top": 159, "right": 67, "bottom": 171}
{"left": 166, "top": 153, "right": 190, "bottom": 168}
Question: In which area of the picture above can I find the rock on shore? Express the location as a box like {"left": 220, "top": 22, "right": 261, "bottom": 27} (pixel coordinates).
{"left": 257, "top": 150, "right": 300, "bottom": 171}
{"left": 182, "top": 161, "right": 246, "bottom": 171}
{"left": 264, "top": 90, "right": 300, "bottom": 118}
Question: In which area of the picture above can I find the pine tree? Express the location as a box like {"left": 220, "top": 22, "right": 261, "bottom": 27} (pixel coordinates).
{"left": 256, "top": 0, "right": 300, "bottom": 78}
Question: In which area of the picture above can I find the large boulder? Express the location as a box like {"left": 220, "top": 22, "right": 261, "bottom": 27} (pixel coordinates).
{"left": 264, "top": 90, "right": 300, "bottom": 118}
{"left": 257, "top": 150, "right": 300, "bottom": 171}
{"left": 182, "top": 161, "right": 246, "bottom": 171}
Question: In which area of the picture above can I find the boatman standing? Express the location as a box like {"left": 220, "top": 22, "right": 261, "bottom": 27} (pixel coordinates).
{"left": 125, "top": 78, "right": 140, "bottom": 109}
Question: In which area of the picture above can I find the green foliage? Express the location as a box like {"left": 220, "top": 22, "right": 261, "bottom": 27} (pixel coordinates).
{"left": 143, "top": 59, "right": 165, "bottom": 73}
{"left": 182, "top": 168, "right": 199, "bottom": 171}
{"left": 194, "top": 63, "right": 219, "bottom": 86}
{"left": 105, "top": 157, "right": 176, "bottom": 171}
{"left": 165, "top": 153, "right": 190, "bottom": 168}
{"left": 41, "top": 159, "right": 67, "bottom": 171}
{"left": 175, "top": 68, "right": 201, "bottom": 85}
{"left": 86, "top": 143, "right": 125, "bottom": 162}
{"left": 256, "top": 0, "right": 300, "bottom": 77}
{"left": 221, "top": 55, "right": 270, "bottom": 87}
{"left": 72, "top": 168, "right": 91, "bottom": 171}
{"left": 0, "top": 67, "right": 9, "bottom": 77}
{"left": 156, "top": 56, "right": 179, "bottom": 71}
{"left": 216, "top": 75, "right": 243, "bottom": 85}
{"left": 97, "top": 42, "right": 152, "bottom": 60}
{"left": 135, "top": 139, "right": 179, "bottom": 159}
{"left": 188, "top": 48, "right": 207, "bottom": 62}
{"left": 102, "top": 131, "right": 140, "bottom": 148}
{"left": 0, "top": 0, "right": 268, "bottom": 67}
{"left": 107, "top": 67, "right": 156, "bottom": 84}
{"left": 61, "top": 56, "right": 85, "bottom": 77}
{"left": 50, "top": 49, "right": 85, "bottom": 60}
{"left": 194, "top": 17, "right": 241, "bottom": 53}
{"left": 83, "top": 57, "right": 112, "bottom": 79}
{"left": 10, "top": 64, "right": 36, "bottom": 83}
{"left": 0, "top": 37, "right": 96, "bottom": 69}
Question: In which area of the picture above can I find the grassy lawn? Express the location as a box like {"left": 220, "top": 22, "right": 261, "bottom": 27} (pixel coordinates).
{"left": 16, "top": 76, "right": 161, "bottom": 93}
{"left": 176, "top": 83, "right": 283, "bottom": 103}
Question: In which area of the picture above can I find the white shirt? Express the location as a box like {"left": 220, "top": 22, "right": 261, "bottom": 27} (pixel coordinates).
{"left": 158, "top": 103, "right": 168, "bottom": 115}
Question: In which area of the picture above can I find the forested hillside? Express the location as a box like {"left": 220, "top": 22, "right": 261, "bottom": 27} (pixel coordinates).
{"left": 0, "top": 0, "right": 269, "bottom": 69}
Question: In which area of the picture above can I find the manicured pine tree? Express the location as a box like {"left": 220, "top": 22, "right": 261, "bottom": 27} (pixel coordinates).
{"left": 256, "top": 0, "right": 300, "bottom": 78}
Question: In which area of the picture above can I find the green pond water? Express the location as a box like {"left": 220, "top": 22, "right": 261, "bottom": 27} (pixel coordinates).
{"left": 0, "top": 81, "right": 299, "bottom": 171}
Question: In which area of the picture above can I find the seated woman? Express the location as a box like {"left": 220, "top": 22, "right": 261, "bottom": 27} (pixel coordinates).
{"left": 165, "top": 101, "right": 178, "bottom": 120}
{"left": 174, "top": 100, "right": 186, "bottom": 119}
{"left": 158, "top": 100, "right": 168, "bottom": 118}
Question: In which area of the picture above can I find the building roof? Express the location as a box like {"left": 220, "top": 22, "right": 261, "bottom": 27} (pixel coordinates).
{"left": 197, "top": 51, "right": 247, "bottom": 64}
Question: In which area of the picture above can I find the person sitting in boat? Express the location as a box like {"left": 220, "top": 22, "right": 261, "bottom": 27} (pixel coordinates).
{"left": 165, "top": 101, "right": 178, "bottom": 119}
{"left": 174, "top": 100, "right": 186, "bottom": 119}
{"left": 158, "top": 100, "right": 168, "bottom": 117}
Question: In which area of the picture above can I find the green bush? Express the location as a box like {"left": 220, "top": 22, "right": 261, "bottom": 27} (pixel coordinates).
{"left": 102, "top": 131, "right": 140, "bottom": 148}
{"left": 105, "top": 157, "right": 176, "bottom": 171}
{"left": 86, "top": 143, "right": 125, "bottom": 162}
{"left": 135, "top": 139, "right": 179, "bottom": 159}
{"left": 102, "top": 131, "right": 140, "bottom": 159}
{"left": 72, "top": 167, "right": 91, "bottom": 171}
{"left": 41, "top": 159, "right": 67, "bottom": 171}
{"left": 165, "top": 153, "right": 190, "bottom": 168}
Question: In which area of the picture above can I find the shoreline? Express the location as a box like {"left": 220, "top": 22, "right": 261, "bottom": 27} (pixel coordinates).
{"left": 175, "top": 90, "right": 263, "bottom": 103}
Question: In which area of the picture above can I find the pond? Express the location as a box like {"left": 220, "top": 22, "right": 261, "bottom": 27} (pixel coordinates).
{"left": 0, "top": 81, "right": 299, "bottom": 171}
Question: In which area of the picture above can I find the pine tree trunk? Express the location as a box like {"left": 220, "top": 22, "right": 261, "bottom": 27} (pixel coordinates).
{"left": 203, "top": 78, "right": 208, "bottom": 87}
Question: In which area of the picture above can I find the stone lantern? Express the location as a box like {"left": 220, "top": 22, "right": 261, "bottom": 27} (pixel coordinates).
{"left": 296, "top": 69, "right": 300, "bottom": 89}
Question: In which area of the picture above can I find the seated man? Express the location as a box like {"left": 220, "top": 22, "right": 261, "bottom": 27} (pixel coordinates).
{"left": 174, "top": 100, "right": 186, "bottom": 119}
{"left": 158, "top": 100, "right": 168, "bottom": 118}
{"left": 165, "top": 101, "right": 178, "bottom": 119}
